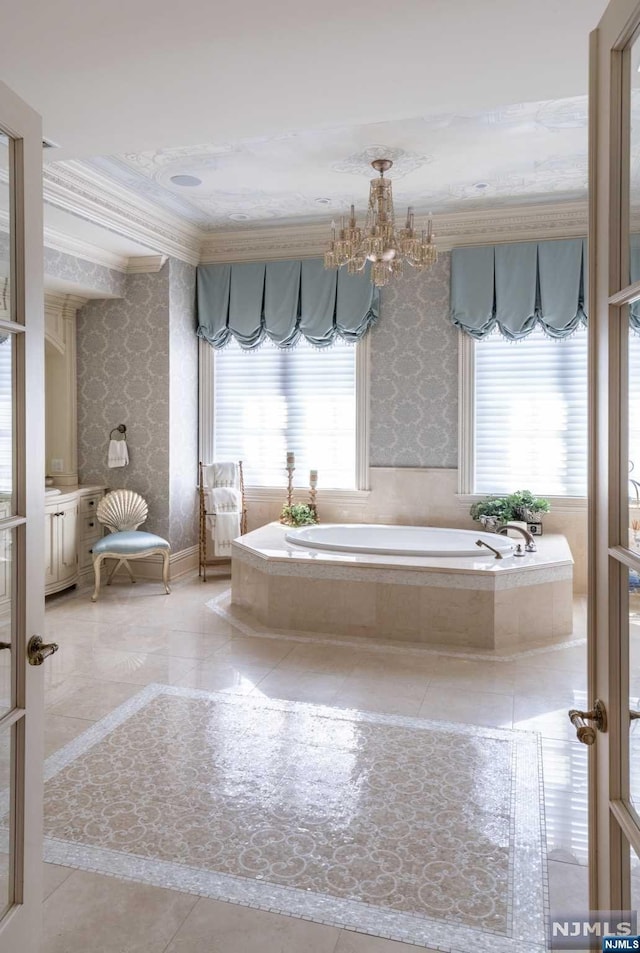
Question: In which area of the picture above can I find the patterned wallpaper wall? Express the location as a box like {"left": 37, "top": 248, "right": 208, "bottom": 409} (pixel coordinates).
{"left": 168, "top": 259, "right": 198, "bottom": 551}
{"left": 77, "top": 267, "right": 172, "bottom": 540}
{"left": 44, "top": 248, "right": 126, "bottom": 298}
{"left": 369, "top": 252, "right": 458, "bottom": 468}
{"left": 0, "top": 232, "right": 126, "bottom": 298}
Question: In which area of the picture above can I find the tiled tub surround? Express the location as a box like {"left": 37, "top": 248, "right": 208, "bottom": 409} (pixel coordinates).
{"left": 38, "top": 683, "right": 548, "bottom": 953}
{"left": 232, "top": 524, "right": 574, "bottom": 650}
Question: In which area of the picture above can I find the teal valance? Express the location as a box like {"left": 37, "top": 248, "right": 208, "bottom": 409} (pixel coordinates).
{"left": 196, "top": 258, "right": 379, "bottom": 349}
{"left": 450, "top": 238, "right": 588, "bottom": 340}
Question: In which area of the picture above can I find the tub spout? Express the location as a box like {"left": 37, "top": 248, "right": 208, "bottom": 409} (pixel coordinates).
{"left": 475, "top": 539, "right": 503, "bottom": 559}
{"left": 496, "top": 523, "right": 537, "bottom": 552}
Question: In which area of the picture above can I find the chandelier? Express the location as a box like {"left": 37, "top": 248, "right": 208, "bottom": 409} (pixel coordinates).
{"left": 323, "top": 158, "right": 437, "bottom": 287}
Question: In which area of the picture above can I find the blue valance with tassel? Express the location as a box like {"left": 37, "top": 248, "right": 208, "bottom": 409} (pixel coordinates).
{"left": 196, "top": 258, "right": 379, "bottom": 349}
{"left": 450, "top": 238, "right": 588, "bottom": 340}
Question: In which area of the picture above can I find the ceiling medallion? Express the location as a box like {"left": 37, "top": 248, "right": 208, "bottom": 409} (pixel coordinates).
{"left": 324, "top": 159, "right": 437, "bottom": 288}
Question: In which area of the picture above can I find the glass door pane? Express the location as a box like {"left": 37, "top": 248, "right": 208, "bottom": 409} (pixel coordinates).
{"left": 630, "top": 35, "right": 640, "bottom": 281}
{"left": 627, "top": 324, "right": 640, "bottom": 548}
{"left": 628, "top": 566, "right": 640, "bottom": 817}
{"left": 0, "top": 726, "right": 12, "bottom": 918}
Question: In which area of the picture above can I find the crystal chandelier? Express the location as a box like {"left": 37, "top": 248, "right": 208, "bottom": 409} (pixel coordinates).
{"left": 324, "top": 158, "right": 437, "bottom": 287}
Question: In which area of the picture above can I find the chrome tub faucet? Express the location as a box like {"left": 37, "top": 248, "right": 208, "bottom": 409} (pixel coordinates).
{"left": 496, "top": 523, "right": 537, "bottom": 552}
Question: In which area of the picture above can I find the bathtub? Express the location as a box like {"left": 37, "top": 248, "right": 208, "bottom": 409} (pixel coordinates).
{"left": 231, "top": 522, "right": 574, "bottom": 650}
{"left": 285, "top": 524, "right": 515, "bottom": 558}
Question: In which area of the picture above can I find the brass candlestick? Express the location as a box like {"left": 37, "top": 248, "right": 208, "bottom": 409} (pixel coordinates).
{"left": 286, "top": 465, "right": 295, "bottom": 507}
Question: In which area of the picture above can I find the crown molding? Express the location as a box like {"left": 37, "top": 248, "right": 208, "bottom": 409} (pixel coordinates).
{"left": 43, "top": 161, "right": 203, "bottom": 266}
{"left": 43, "top": 222, "right": 130, "bottom": 272}
{"left": 199, "top": 200, "right": 590, "bottom": 263}
{"left": 127, "top": 254, "right": 168, "bottom": 274}
{"left": 37, "top": 157, "right": 591, "bottom": 269}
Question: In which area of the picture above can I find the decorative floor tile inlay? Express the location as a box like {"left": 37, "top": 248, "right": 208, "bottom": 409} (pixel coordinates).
{"left": 41, "top": 685, "right": 547, "bottom": 952}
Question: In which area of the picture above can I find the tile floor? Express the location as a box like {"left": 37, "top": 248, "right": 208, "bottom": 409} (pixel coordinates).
{"left": 40, "top": 572, "right": 590, "bottom": 953}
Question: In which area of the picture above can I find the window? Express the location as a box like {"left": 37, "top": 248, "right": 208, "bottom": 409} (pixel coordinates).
{"left": 204, "top": 337, "right": 365, "bottom": 489}
{"left": 463, "top": 325, "right": 589, "bottom": 497}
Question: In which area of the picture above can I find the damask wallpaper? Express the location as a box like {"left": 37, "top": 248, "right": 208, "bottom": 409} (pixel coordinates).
{"left": 77, "top": 260, "right": 199, "bottom": 551}
{"left": 168, "top": 259, "right": 198, "bottom": 552}
{"left": 44, "top": 247, "right": 126, "bottom": 298}
{"left": 0, "top": 232, "right": 125, "bottom": 298}
{"left": 77, "top": 267, "right": 172, "bottom": 541}
{"left": 369, "top": 252, "right": 458, "bottom": 468}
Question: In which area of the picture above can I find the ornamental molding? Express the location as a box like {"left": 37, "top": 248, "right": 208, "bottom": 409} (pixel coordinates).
{"left": 43, "top": 223, "right": 129, "bottom": 273}
{"left": 43, "top": 161, "right": 203, "bottom": 266}
{"left": 127, "top": 255, "right": 168, "bottom": 274}
{"left": 37, "top": 157, "right": 590, "bottom": 268}
{"left": 199, "top": 200, "right": 589, "bottom": 263}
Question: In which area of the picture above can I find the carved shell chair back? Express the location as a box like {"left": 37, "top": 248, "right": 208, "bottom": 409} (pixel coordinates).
{"left": 97, "top": 489, "right": 148, "bottom": 533}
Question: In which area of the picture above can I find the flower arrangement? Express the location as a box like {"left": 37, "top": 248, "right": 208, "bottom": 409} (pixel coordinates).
{"left": 280, "top": 503, "right": 318, "bottom": 527}
{"left": 470, "top": 490, "right": 550, "bottom": 530}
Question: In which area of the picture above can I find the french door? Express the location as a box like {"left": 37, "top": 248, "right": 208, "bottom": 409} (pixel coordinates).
{"left": 0, "top": 80, "right": 46, "bottom": 951}
{"left": 590, "top": 0, "right": 640, "bottom": 916}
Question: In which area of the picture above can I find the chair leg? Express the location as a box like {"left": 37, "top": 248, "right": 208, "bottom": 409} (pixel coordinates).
{"left": 122, "top": 559, "right": 137, "bottom": 584}
{"left": 91, "top": 555, "right": 103, "bottom": 602}
{"left": 106, "top": 558, "right": 122, "bottom": 586}
{"left": 162, "top": 550, "right": 171, "bottom": 594}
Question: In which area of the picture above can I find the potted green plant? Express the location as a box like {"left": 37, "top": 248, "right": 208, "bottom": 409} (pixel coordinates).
{"left": 469, "top": 496, "right": 514, "bottom": 531}
{"left": 280, "top": 503, "right": 318, "bottom": 527}
{"left": 504, "top": 490, "right": 550, "bottom": 523}
{"left": 470, "top": 490, "right": 550, "bottom": 532}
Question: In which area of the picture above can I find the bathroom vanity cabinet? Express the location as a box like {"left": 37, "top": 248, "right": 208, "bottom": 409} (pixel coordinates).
{"left": 45, "top": 486, "right": 107, "bottom": 595}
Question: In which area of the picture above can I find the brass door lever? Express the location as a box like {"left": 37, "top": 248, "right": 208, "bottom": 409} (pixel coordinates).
{"left": 27, "top": 636, "right": 59, "bottom": 666}
{"left": 568, "top": 700, "right": 607, "bottom": 745}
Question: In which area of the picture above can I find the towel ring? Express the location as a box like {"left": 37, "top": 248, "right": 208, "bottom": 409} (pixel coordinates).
{"left": 109, "top": 424, "right": 127, "bottom": 440}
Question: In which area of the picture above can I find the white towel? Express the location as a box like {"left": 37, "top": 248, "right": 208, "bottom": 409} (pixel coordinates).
{"left": 207, "top": 511, "right": 241, "bottom": 556}
{"left": 108, "top": 439, "right": 129, "bottom": 469}
{"left": 209, "top": 461, "right": 240, "bottom": 489}
{"left": 206, "top": 486, "right": 242, "bottom": 556}
{"left": 205, "top": 486, "right": 242, "bottom": 513}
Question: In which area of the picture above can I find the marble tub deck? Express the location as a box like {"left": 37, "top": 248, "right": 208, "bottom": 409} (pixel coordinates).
{"left": 232, "top": 524, "right": 574, "bottom": 650}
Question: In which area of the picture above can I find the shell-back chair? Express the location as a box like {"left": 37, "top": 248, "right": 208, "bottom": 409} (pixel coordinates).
{"left": 91, "top": 489, "right": 171, "bottom": 602}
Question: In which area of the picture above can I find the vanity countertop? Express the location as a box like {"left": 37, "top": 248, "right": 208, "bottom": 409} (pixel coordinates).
{"left": 45, "top": 484, "right": 107, "bottom": 501}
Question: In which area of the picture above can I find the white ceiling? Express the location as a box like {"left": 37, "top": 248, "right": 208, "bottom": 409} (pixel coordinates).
{"left": 2, "top": 0, "right": 606, "bottom": 162}
{"left": 66, "top": 96, "right": 589, "bottom": 230}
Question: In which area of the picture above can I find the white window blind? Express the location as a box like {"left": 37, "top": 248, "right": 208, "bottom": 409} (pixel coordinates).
{"left": 474, "top": 326, "right": 588, "bottom": 497}
{"left": 213, "top": 338, "right": 357, "bottom": 488}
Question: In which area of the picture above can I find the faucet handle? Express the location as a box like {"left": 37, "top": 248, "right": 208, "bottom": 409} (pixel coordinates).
{"left": 513, "top": 543, "right": 525, "bottom": 557}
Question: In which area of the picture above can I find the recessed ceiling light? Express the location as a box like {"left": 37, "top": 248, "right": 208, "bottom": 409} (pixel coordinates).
{"left": 315, "top": 197, "right": 332, "bottom": 205}
{"left": 170, "top": 174, "right": 202, "bottom": 187}
{"left": 229, "top": 213, "right": 250, "bottom": 221}
{"left": 474, "top": 182, "right": 489, "bottom": 190}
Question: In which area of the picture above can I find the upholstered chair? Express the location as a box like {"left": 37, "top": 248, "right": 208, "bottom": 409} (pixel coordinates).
{"left": 91, "top": 489, "right": 170, "bottom": 602}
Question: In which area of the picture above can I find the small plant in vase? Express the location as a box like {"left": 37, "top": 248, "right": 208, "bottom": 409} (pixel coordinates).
{"left": 505, "top": 489, "right": 550, "bottom": 524}
{"left": 280, "top": 503, "right": 318, "bottom": 527}
{"left": 469, "top": 496, "right": 513, "bottom": 532}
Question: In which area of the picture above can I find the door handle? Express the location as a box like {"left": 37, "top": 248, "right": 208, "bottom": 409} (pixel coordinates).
{"left": 568, "top": 699, "right": 608, "bottom": 745}
{"left": 27, "top": 635, "right": 59, "bottom": 666}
